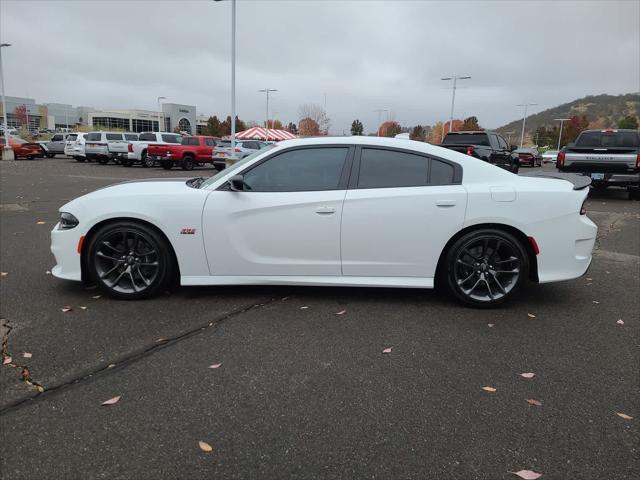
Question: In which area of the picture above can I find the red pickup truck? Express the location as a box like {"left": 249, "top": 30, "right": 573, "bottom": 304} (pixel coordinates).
{"left": 147, "top": 136, "right": 219, "bottom": 170}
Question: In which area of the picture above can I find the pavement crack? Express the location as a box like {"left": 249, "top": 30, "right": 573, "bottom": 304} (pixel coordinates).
{"left": 1, "top": 318, "right": 45, "bottom": 395}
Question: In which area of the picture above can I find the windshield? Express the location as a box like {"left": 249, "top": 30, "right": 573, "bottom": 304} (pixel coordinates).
{"left": 200, "top": 144, "right": 276, "bottom": 189}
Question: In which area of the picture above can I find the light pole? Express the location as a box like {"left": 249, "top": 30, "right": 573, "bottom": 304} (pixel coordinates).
{"left": 517, "top": 102, "right": 538, "bottom": 148}
{"left": 373, "top": 109, "right": 388, "bottom": 136}
{"left": 157, "top": 96, "right": 166, "bottom": 132}
{"left": 0, "top": 42, "right": 14, "bottom": 160}
{"left": 441, "top": 75, "right": 471, "bottom": 134}
{"left": 214, "top": 0, "right": 236, "bottom": 152}
{"left": 554, "top": 118, "right": 570, "bottom": 150}
{"left": 259, "top": 88, "right": 277, "bottom": 141}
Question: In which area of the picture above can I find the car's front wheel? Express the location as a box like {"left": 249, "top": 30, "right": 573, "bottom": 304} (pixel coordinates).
{"left": 444, "top": 229, "right": 528, "bottom": 307}
{"left": 85, "top": 222, "right": 175, "bottom": 299}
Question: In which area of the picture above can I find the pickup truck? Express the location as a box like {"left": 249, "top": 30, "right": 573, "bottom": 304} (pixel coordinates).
{"left": 123, "top": 132, "right": 183, "bottom": 168}
{"left": 85, "top": 132, "right": 139, "bottom": 164}
{"left": 440, "top": 131, "right": 519, "bottom": 173}
{"left": 557, "top": 129, "right": 640, "bottom": 200}
{"left": 147, "top": 136, "right": 219, "bottom": 170}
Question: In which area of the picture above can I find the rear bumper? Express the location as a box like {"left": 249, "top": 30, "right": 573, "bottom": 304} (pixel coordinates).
{"left": 575, "top": 171, "right": 640, "bottom": 187}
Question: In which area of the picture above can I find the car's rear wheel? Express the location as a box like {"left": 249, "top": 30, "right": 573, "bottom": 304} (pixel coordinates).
{"left": 181, "top": 156, "right": 195, "bottom": 171}
{"left": 86, "top": 222, "right": 174, "bottom": 300}
{"left": 74, "top": 156, "right": 85, "bottom": 162}
{"left": 97, "top": 157, "right": 109, "bottom": 165}
{"left": 444, "top": 229, "right": 528, "bottom": 307}
{"left": 141, "top": 152, "right": 155, "bottom": 168}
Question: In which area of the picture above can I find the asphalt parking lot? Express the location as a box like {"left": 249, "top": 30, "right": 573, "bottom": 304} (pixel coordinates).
{"left": 0, "top": 156, "right": 638, "bottom": 479}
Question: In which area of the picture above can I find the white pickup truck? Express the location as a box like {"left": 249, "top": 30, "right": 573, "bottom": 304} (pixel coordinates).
{"left": 123, "top": 132, "right": 183, "bottom": 167}
{"left": 85, "top": 132, "right": 139, "bottom": 164}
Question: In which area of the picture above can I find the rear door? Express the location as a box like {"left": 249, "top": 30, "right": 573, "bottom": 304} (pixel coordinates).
{"left": 341, "top": 146, "right": 466, "bottom": 278}
{"left": 106, "top": 133, "right": 128, "bottom": 154}
{"left": 48, "top": 134, "right": 65, "bottom": 153}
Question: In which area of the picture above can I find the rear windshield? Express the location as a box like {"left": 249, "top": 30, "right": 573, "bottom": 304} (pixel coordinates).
{"left": 139, "top": 133, "right": 157, "bottom": 141}
{"left": 442, "top": 133, "right": 490, "bottom": 146}
{"left": 575, "top": 131, "right": 639, "bottom": 148}
{"left": 181, "top": 137, "right": 199, "bottom": 146}
{"left": 161, "top": 134, "right": 182, "bottom": 144}
{"left": 218, "top": 140, "right": 232, "bottom": 147}
{"left": 124, "top": 133, "right": 138, "bottom": 141}
{"left": 66, "top": 134, "right": 78, "bottom": 141}
{"left": 106, "top": 133, "right": 123, "bottom": 141}
{"left": 86, "top": 133, "right": 102, "bottom": 141}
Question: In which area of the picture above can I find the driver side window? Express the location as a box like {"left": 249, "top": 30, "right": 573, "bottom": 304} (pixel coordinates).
{"left": 243, "top": 147, "right": 349, "bottom": 192}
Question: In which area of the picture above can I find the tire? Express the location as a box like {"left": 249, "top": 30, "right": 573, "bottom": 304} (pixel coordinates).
{"left": 47, "top": 153, "right": 55, "bottom": 158}
{"left": 121, "top": 158, "right": 133, "bottom": 167}
{"left": 97, "top": 157, "right": 109, "bottom": 165}
{"left": 75, "top": 156, "right": 85, "bottom": 162}
{"left": 181, "top": 156, "right": 195, "bottom": 171}
{"left": 628, "top": 187, "right": 640, "bottom": 201}
{"left": 443, "top": 229, "right": 529, "bottom": 308}
{"left": 141, "top": 151, "right": 155, "bottom": 168}
{"left": 161, "top": 161, "right": 173, "bottom": 170}
{"left": 85, "top": 222, "right": 175, "bottom": 300}
{"left": 511, "top": 162, "right": 519, "bottom": 174}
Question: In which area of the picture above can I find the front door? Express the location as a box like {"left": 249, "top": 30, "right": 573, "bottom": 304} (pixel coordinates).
{"left": 202, "top": 146, "right": 353, "bottom": 276}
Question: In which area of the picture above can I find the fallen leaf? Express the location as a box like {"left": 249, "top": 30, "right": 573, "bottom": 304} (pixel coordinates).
{"left": 3, "top": 356, "right": 12, "bottom": 365}
{"left": 510, "top": 470, "right": 543, "bottom": 479}
{"left": 592, "top": 300, "right": 600, "bottom": 304}
{"left": 36, "top": 385, "right": 44, "bottom": 393}
{"left": 281, "top": 296, "right": 290, "bottom": 301}
{"left": 21, "top": 367, "right": 30, "bottom": 381}
{"left": 487, "top": 323, "right": 495, "bottom": 328}
{"left": 156, "top": 337, "right": 169, "bottom": 343}
{"left": 382, "top": 347, "right": 392, "bottom": 354}
{"left": 92, "top": 295, "right": 101, "bottom": 299}
{"left": 107, "top": 363, "right": 116, "bottom": 368}
{"left": 527, "top": 313, "right": 536, "bottom": 318}
{"left": 101, "top": 395, "right": 121, "bottom": 406}
{"left": 300, "top": 306, "right": 309, "bottom": 310}
{"left": 586, "top": 277, "right": 593, "bottom": 281}
{"left": 61, "top": 306, "right": 73, "bottom": 312}
{"left": 23, "top": 352, "right": 32, "bottom": 358}
{"left": 526, "top": 399, "right": 543, "bottom": 407}
{"left": 209, "top": 363, "right": 222, "bottom": 369}
{"left": 79, "top": 306, "right": 88, "bottom": 310}
{"left": 45, "top": 270, "right": 51, "bottom": 275}
{"left": 335, "top": 310, "right": 347, "bottom": 315}
{"left": 199, "top": 441, "right": 213, "bottom": 452}
{"left": 606, "top": 271, "right": 610, "bottom": 274}
{"left": 616, "top": 319, "right": 624, "bottom": 325}
{"left": 616, "top": 412, "right": 633, "bottom": 420}
{"left": 586, "top": 283, "right": 592, "bottom": 286}
{"left": 36, "top": 221, "right": 46, "bottom": 225}
{"left": 482, "top": 386, "right": 497, "bottom": 392}
{"left": 0, "top": 272, "right": 7, "bottom": 277}
{"left": 520, "top": 372, "right": 535, "bottom": 379}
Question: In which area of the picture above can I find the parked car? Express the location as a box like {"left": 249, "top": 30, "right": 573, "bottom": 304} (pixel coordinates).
{"left": 65, "top": 133, "right": 88, "bottom": 162}
{"left": 46, "top": 133, "right": 69, "bottom": 156}
{"left": 85, "top": 132, "right": 138, "bottom": 164}
{"left": 0, "top": 136, "right": 43, "bottom": 159}
{"left": 148, "top": 136, "right": 219, "bottom": 170}
{"left": 51, "top": 136, "right": 596, "bottom": 307}
{"left": 440, "top": 131, "right": 519, "bottom": 173}
{"left": 542, "top": 150, "right": 559, "bottom": 163}
{"left": 123, "top": 132, "right": 183, "bottom": 167}
{"left": 212, "top": 139, "right": 268, "bottom": 170}
{"left": 557, "top": 129, "right": 640, "bottom": 199}
{"left": 514, "top": 147, "right": 542, "bottom": 167}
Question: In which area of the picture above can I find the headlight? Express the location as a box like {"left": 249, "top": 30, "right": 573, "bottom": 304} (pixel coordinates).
{"left": 58, "top": 212, "right": 79, "bottom": 230}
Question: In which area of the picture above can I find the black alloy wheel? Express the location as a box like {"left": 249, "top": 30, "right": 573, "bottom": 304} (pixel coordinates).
{"left": 142, "top": 152, "right": 155, "bottom": 168}
{"left": 97, "top": 157, "right": 109, "bottom": 165}
{"left": 445, "top": 229, "right": 528, "bottom": 307}
{"left": 181, "top": 156, "right": 195, "bottom": 171}
{"left": 86, "top": 222, "right": 174, "bottom": 299}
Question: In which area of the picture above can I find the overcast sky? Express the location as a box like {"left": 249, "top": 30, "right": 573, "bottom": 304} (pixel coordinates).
{"left": 1, "top": 0, "right": 638, "bottom": 133}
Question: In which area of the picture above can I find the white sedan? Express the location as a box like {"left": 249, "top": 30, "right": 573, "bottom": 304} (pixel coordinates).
{"left": 51, "top": 137, "right": 597, "bottom": 307}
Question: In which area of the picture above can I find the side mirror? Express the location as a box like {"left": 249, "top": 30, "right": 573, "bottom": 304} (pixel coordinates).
{"left": 229, "top": 174, "right": 245, "bottom": 191}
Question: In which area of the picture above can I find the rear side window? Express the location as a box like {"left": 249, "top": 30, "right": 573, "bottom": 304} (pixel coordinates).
{"left": 576, "top": 131, "right": 639, "bottom": 147}
{"left": 66, "top": 134, "right": 77, "bottom": 141}
{"left": 496, "top": 135, "right": 509, "bottom": 150}
{"left": 51, "top": 134, "right": 64, "bottom": 141}
{"left": 442, "top": 133, "right": 490, "bottom": 146}
{"left": 139, "top": 133, "right": 157, "bottom": 141}
{"left": 86, "top": 133, "right": 102, "bottom": 141}
{"left": 358, "top": 148, "right": 428, "bottom": 188}
{"left": 430, "top": 159, "right": 455, "bottom": 185}
{"left": 182, "top": 137, "right": 199, "bottom": 146}
{"left": 106, "top": 133, "right": 123, "bottom": 141}
{"left": 162, "top": 134, "right": 182, "bottom": 144}
{"left": 124, "top": 133, "right": 138, "bottom": 141}
{"left": 243, "top": 147, "right": 349, "bottom": 192}
{"left": 204, "top": 138, "right": 217, "bottom": 147}
{"left": 219, "top": 140, "right": 232, "bottom": 148}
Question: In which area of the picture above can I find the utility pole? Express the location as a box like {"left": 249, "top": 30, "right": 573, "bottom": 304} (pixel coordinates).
{"left": 259, "top": 88, "right": 277, "bottom": 142}
{"left": 441, "top": 75, "right": 471, "bottom": 134}
{"left": 517, "top": 103, "right": 538, "bottom": 148}
{"left": 554, "top": 118, "right": 570, "bottom": 150}
{"left": 373, "top": 109, "right": 388, "bottom": 136}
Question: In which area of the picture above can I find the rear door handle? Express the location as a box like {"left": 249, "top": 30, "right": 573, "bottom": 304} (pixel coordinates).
{"left": 436, "top": 199, "right": 457, "bottom": 207}
{"left": 315, "top": 206, "right": 336, "bottom": 215}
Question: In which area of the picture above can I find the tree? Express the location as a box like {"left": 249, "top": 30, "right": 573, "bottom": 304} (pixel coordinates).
{"left": 14, "top": 105, "right": 28, "bottom": 127}
{"left": 267, "top": 119, "right": 283, "bottom": 130}
{"left": 220, "top": 116, "right": 246, "bottom": 136}
{"left": 563, "top": 115, "right": 590, "bottom": 144}
{"left": 203, "top": 115, "right": 223, "bottom": 137}
{"left": 298, "top": 104, "right": 330, "bottom": 135}
{"left": 461, "top": 116, "right": 482, "bottom": 131}
{"left": 429, "top": 122, "right": 445, "bottom": 143}
{"left": 298, "top": 117, "right": 320, "bottom": 137}
{"left": 443, "top": 119, "right": 463, "bottom": 134}
{"left": 378, "top": 121, "right": 401, "bottom": 137}
{"left": 351, "top": 119, "right": 364, "bottom": 136}
{"left": 410, "top": 125, "right": 427, "bottom": 142}
{"left": 285, "top": 122, "right": 298, "bottom": 134}
{"left": 618, "top": 116, "right": 639, "bottom": 129}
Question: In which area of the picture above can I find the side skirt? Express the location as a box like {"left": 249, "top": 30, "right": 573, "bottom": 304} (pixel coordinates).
{"left": 180, "top": 275, "right": 434, "bottom": 289}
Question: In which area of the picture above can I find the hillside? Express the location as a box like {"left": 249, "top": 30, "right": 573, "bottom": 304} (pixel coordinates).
{"left": 495, "top": 93, "right": 639, "bottom": 136}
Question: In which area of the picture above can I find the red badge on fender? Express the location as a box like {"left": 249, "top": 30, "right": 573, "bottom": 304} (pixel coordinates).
{"left": 180, "top": 228, "right": 196, "bottom": 235}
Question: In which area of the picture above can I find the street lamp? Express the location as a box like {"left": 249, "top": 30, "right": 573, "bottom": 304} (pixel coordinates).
{"left": 157, "top": 96, "right": 166, "bottom": 132}
{"left": 214, "top": 0, "right": 236, "bottom": 151}
{"left": 259, "top": 88, "right": 277, "bottom": 141}
{"left": 0, "top": 42, "right": 14, "bottom": 160}
{"left": 373, "top": 109, "right": 388, "bottom": 136}
{"left": 517, "top": 102, "right": 538, "bottom": 148}
{"left": 441, "top": 75, "right": 471, "bottom": 134}
{"left": 554, "top": 118, "right": 570, "bottom": 150}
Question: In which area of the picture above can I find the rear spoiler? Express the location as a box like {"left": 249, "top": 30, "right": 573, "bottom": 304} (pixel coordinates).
{"left": 519, "top": 171, "right": 592, "bottom": 190}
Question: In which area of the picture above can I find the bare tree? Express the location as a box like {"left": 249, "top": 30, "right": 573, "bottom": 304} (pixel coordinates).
{"left": 298, "top": 104, "right": 330, "bottom": 135}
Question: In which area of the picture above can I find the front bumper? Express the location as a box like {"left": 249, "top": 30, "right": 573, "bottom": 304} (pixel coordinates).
{"left": 51, "top": 224, "right": 83, "bottom": 281}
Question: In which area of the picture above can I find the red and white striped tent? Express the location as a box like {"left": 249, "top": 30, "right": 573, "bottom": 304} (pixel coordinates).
{"left": 234, "top": 127, "right": 297, "bottom": 141}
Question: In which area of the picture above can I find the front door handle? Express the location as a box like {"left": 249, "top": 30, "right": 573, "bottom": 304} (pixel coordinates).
{"left": 436, "top": 199, "right": 457, "bottom": 207}
{"left": 315, "top": 206, "right": 336, "bottom": 215}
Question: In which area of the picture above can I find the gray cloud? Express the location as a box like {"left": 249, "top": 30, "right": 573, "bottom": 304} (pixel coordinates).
{"left": 1, "top": 0, "right": 638, "bottom": 133}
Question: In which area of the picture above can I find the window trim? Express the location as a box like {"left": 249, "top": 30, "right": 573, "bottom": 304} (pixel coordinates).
{"left": 217, "top": 144, "right": 355, "bottom": 192}
{"left": 349, "top": 145, "right": 462, "bottom": 190}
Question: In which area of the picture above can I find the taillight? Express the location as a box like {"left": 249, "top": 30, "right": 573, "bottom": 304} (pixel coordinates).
{"left": 466, "top": 146, "right": 475, "bottom": 156}
{"left": 234, "top": 148, "right": 241, "bottom": 152}
{"left": 127, "top": 143, "right": 133, "bottom": 152}
{"left": 580, "top": 200, "right": 587, "bottom": 215}
{"left": 636, "top": 153, "right": 640, "bottom": 168}
{"left": 557, "top": 150, "right": 565, "bottom": 167}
